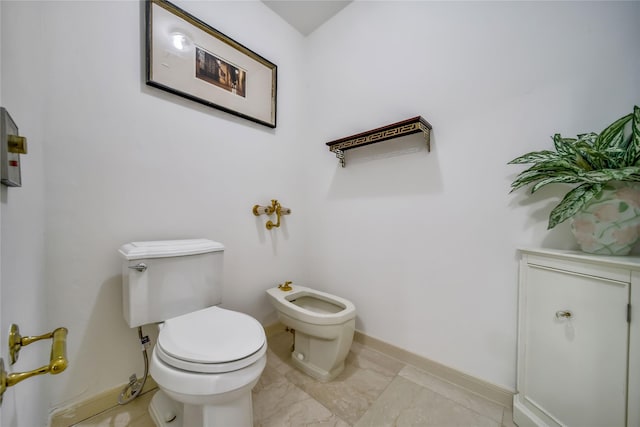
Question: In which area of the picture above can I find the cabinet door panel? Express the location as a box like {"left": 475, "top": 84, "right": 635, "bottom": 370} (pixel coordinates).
{"left": 524, "top": 265, "right": 628, "bottom": 427}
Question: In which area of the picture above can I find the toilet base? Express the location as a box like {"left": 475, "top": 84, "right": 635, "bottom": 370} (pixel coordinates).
{"left": 148, "top": 388, "right": 254, "bottom": 427}
{"left": 149, "top": 390, "right": 183, "bottom": 427}
{"left": 291, "top": 352, "right": 345, "bottom": 382}
{"left": 288, "top": 325, "right": 354, "bottom": 382}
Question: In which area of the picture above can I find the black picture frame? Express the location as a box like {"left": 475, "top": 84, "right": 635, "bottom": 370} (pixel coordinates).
{"left": 146, "top": 0, "right": 277, "bottom": 128}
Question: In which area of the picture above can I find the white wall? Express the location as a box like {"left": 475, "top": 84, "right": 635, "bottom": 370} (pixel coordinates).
{"left": 302, "top": 1, "right": 640, "bottom": 390}
{"left": 2, "top": 0, "right": 306, "bottom": 412}
{"left": 2, "top": 0, "right": 640, "bottom": 418}
{"left": 1, "top": 2, "right": 49, "bottom": 425}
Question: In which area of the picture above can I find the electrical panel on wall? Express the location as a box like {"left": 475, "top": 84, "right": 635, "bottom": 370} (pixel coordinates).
{"left": 1, "top": 108, "right": 27, "bottom": 187}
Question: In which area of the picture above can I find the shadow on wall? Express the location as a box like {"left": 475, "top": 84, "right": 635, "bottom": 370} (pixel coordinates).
{"left": 326, "top": 133, "right": 443, "bottom": 199}
{"left": 508, "top": 184, "right": 580, "bottom": 251}
{"left": 51, "top": 274, "right": 154, "bottom": 410}
{"left": 253, "top": 212, "right": 290, "bottom": 255}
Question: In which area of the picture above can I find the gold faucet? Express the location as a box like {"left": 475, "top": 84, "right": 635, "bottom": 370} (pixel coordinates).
{"left": 266, "top": 200, "right": 282, "bottom": 230}
{"left": 253, "top": 199, "right": 291, "bottom": 230}
{"left": 278, "top": 281, "right": 293, "bottom": 291}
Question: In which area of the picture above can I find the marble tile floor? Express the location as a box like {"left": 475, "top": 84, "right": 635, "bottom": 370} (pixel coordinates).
{"left": 74, "top": 331, "right": 516, "bottom": 427}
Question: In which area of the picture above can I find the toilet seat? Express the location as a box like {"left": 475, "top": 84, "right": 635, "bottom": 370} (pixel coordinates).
{"left": 156, "top": 306, "right": 266, "bottom": 373}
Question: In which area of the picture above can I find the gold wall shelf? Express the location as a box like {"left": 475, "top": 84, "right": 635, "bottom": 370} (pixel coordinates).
{"left": 325, "top": 116, "right": 432, "bottom": 167}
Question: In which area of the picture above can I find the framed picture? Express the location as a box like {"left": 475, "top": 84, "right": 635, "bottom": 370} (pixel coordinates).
{"left": 146, "top": 0, "right": 277, "bottom": 128}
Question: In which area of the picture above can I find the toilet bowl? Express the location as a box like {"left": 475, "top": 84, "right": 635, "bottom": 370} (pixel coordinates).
{"left": 148, "top": 306, "right": 266, "bottom": 427}
{"left": 119, "top": 239, "right": 266, "bottom": 427}
{"left": 266, "top": 284, "right": 356, "bottom": 381}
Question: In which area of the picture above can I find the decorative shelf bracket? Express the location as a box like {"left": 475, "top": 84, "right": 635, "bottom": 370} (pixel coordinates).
{"left": 325, "top": 116, "right": 432, "bottom": 167}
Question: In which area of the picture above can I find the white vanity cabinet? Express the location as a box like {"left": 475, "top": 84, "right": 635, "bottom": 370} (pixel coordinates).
{"left": 514, "top": 248, "right": 640, "bottom": 427}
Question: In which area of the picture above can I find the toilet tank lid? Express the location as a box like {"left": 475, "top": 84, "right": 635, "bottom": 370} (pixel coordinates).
{"left": 118, "top": 239, "right": 224, "bottom": 260}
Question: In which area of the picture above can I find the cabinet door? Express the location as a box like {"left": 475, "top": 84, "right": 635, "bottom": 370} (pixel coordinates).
{"left": 523, "top": 264, "right": 629, "bottom": 427}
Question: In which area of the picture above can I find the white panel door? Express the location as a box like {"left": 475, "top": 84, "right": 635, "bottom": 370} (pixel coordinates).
{"left": 523, "top": 265, "right": 628, "bottom": 427}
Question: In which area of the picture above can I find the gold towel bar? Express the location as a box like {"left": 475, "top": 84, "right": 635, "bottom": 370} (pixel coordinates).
{"left": 0, "top": 325, "right": 68, "bottom": 404}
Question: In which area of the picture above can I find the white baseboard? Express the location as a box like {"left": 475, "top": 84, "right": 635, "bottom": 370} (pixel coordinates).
{"left": 513, "top": 395, "right": 550, "bottom": 427}
{"left": 266, "top": 322, "right": 513, "bottom": 409}
{"left": 352, "top": 330, "right": 513, "bottom": 408}
{"left": 49, "top": 378, "right": 157, "bottom": 427}
{"left": 48, "top": 323, "right": 286, "bottom": 426}
{"left": 49, "top": 322, "right": 513, "bottom": 426}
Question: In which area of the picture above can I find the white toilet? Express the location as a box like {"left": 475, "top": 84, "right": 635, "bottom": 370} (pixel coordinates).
{"left": 266, "top": 284, "right": 356, "bottom": 381}
{"left": 119, "top": 239, "right": 266, "bottom": 427}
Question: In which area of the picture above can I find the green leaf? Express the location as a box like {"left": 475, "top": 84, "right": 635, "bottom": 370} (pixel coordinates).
{"left": 576, "top": 133, "right": 598, "bottom": 145}
{"left": 619, "top": 202, "right": 629, "bottom": 213}
{"left": 509, "top": 161, "right": 582, "bottom": 192}
{"left": 596, "top": 112, "right": 632, "bottom": 150}
{"left": 525, "top": 159, "right": 583, "bottom": 173}
{"left": 553, "top": 134, "right": 575, "bottom": 157}
{"left": 548, "top": 183, "right": 602, "bottom": 229}
{"left": 578, "top": 166, "right": 640, "bottom": 183}
{"left": 510, "top": 170, "right": 554, "bottom": 192}
{"left": 628, "top": 105, "right": 640, "bottom": 165}
{"left": 552, "top": 133, "right": 600, "bottom": 170}
{"left": 508, "top": 150, "right": 558, "bottom": 165}
{"left": 577, "top": 147, "right": 610, "bottom": 170}
{"left": 530, "top": 175, "right": 582, "bottom": 193}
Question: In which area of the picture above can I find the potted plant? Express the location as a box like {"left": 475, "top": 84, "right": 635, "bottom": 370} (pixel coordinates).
{"left": 509, "top": 105, "right": 640, "bottom": 255}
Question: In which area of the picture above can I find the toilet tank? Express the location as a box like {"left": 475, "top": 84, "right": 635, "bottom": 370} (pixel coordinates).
{"left": 119, "top": 239, "right": 224, "bottom": 328}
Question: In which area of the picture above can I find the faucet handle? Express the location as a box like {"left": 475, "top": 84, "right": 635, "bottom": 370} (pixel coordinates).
{"left": 278, "top": 281, "right": 293, "bottom": 291}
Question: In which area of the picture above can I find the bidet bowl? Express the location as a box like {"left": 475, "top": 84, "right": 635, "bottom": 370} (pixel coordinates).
{"left": 266, "top": 285, "right": 356, "bottom": 326}
{"left": 266, "top": 284, "right": 356, "bottom": 381}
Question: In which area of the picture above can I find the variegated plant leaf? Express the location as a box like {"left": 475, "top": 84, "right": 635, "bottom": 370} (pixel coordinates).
{"left": 553, "top": 134, "right": 576, "bottom": 157}
{"left": 554, "top": 136, "right": 594, "bottom": 170}
{"left": 578, "top": 166, "right": 640, "bottom": 183}
{"left": 548, "top": 183, "right": 602, "bottom": 229}
{"left": 596, "top": 112, "right": 632, "bottom": 150}
{"left": 628, "top": 105, "right": 640, "bottom": 166}
{"left": 508, "top": 150, "right": 558, "bottom": 165}
{"left": 575, "top": 133, "right": 598, "bottom": 145}
{"left": 509, "top": 106, "right": 640, "bottom": 228}
{"left": 530, "top": 175, "right": 582, "bottom": 193}
{"left": 525, "top": 159, "right": 582, "bottom": 172}
{"left": 576, "top": 147, "right": 610, "bottom": 170}
{"left": 509, "top": 159, "right": 583, "bottom": 191}
{"left": 600, "top": 147, "right": 627, "bottom": 169}
{"left": 510, "top": 170, "right": 555, "bottom": 192}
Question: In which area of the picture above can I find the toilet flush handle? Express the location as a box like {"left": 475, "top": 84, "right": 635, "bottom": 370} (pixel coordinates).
{"left": 128, "top": 263, "right": 147, "bottom": 272}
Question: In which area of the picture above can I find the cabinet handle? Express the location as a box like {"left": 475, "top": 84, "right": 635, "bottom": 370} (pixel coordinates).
{"left": 555, "top": 310, "right": 572, "bottom": 319}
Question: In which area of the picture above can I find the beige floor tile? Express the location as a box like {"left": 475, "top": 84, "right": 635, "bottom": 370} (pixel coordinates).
{"left": 72, "top": 390, "right": 155, "bottom": 427}
{"left": 266, "top": 347, "right": 294, "bottom": 376}
{"left": 354, "top": 376, "right": 500, "bottom": 427}
{"left": 283, "top": 345, "right": 402, "bottom": 425}
{"left": 348, "top": 342, "right": 405, "bottom": 377}
{"left": 399, "top": 365, "right": 505, "bottom": 423}
{"left": 69, "top": 335, "right": 511, "bottom": 427}
{"left": 255, "top": 395, "right": 350, "bottom": 427}
{"left": 501, "top": 407, "right": 517, "bottom": 427}
{"left": 253, "top": 363, "right": 349, "bottom": 427}
{"left": 253, "top": 365, "right": 311, "bottom": 421}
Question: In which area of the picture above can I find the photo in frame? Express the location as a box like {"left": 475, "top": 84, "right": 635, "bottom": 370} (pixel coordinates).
{"left": 146, "top": 0, "right": 277, "bottom": 128}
